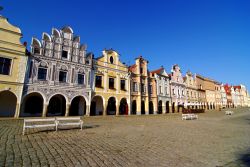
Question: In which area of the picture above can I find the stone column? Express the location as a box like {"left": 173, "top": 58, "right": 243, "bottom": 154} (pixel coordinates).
{"left": 42, "top": 103, "right": 48, "bottom": 117}
{"left": 162, "top": 102, "right": 166, "bottom": 114}
{"left": 85, "top": 105, "right": 90, "bottom": 116}
{"left": 14, "top": 103, "right": 20, "bottom": 118}
{"left": 137, "top": 98, "right": 141, "bottom": 115}
{"left": 169, "top": 103, "right": 172, "bottom": 113}
{"left": 145, "top": 98, "right": 149, "bottom": 115}
{"left": 116, "top": 103, "right": 119, "bottom": 116}
{"left": 65, "top": 104, "right": 70, "bottom": 116}
{"left": 103, "top": 101, "right": 108, "bottom": 116}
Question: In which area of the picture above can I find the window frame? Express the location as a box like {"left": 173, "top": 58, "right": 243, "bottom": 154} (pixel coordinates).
{"left": 0, "top": 56, "right": 12, "bottom": 76}
{"left": 59, "top": 70, "right": 67, "bottom": 83}
{"left": 37, "top": 67, "right": 48, "bottom": 80}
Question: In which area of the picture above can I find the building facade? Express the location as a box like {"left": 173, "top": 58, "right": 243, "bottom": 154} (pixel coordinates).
{"left": 91, "top": 49, "right": 130, "bottom": 116}
{"left": 151, "top": 67, "right": 171, "bottom": 114}
{"left": 21, "top": 26, "right": 94, "bottom": 117}
{"left": 129, "top": 56, "right": 157, "bottom": 115}
{"left": 169, "top": 64, "right": 186, "bottom": 113}
{"left": 196, "top": 75, "right": 206, "bottom": 109}
{"left": 0, "top": 16, "right": 28, "bottom": 117}
{"left": 214, "top": 82, "right": 222, "bottom": 110}
{"left": 184, "top": 71, "right": 199, "bottom": 109}
{"left": 220, "top": 84, "right": 227, "bottom": 108}
{"left": 203, "top": 77, "right": 216, "bottom": 110}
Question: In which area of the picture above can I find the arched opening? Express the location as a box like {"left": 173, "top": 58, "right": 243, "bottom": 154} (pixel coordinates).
{"left": 141, "top": 101, "right": 145, "bottom": 115}
{"left": 90, "top": 96, "right": 104, "bottom": 116}
{"left": 149, "top": 101, "right": 154, "bottom": 114}
{"left": 119, "top": 98, "right": 128, "bottom": 115}
{"left": 210, "top": 103, "right": 213, "bottom": 110}
{"left": 70, "top": 96, "right": 86, "bottom": 116}
{"left": 132, "top": 100, "right": 137, "bottom": 115}
{"left": 166, "top": 101, "right": 170, "bottom": 113}
{"left": 0, "top": 91, "right": 17, "bottom": 117}
{"left": 107, "top": 97, "right": 116, "bottom": 115}
{"left": 172, "top": 102, "right": 175, "bottom": 113}
{"left": 158, "top": 100, "right": 162, "bottom": 114}
{"left": 21, "top": 92, "right": 43, "bottom": 117}
{"left": 47, "top": 94, "right": 66, "bottom": 116}
{"left": 177, "top": 102, "right": 184, "bottom": 113}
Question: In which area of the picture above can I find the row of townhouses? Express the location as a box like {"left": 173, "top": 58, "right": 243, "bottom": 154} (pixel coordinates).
{"left": 0, "top": 16, "right": 250, "bottom": 117}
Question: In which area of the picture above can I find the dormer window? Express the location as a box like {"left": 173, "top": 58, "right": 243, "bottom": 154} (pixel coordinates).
{"left": 110, "top": 56, "right": 114, "bottom": 64}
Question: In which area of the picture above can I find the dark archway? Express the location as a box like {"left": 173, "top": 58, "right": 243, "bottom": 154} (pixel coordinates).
{"left": 90, "top": 96, "right": 104, "bottom": 116}
{"left": 70, "top": 96, "right": 86, "bottom": 116}
{"left": 166, "top": 101, "right": 170, "bottom": 113}
{"left": 119, "top": 98, "right": 128, "bottom": 115}
{"left": 178, "top": 103, "right": 184, "bottom": 113}
{"left": 132, "top": 100, "right": 137, "bottom": 115}
{"left": 141, "top": 101, "right": 145, "bottom": 115}
{"left": 21, "top": 92, "right": 43, "bottom": 117}
{"left": 107, "top": 97, "right": 116, "bottom": 115}
{"left": 172, "top": 102, "right": 175, "bottom": 113}
{"left": 149, "top": 101, "right": 154, "bottom": 114}
{"left": 0, "top": 91, "right": 17, "bottom": 117}
{"left": 158, "top": 100, "right": 162, "bottom": 114}
{"left": 47, "top": 94, "right": 66, "bottom": 116}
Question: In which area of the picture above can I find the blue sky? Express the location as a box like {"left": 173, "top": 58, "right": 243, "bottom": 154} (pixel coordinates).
{"left": 2, "top": 0, "right": 250, "bottom": 89}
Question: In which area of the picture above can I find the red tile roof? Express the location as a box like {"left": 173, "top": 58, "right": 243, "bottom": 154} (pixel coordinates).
{"left": 150, "top": 67, "right": 164, "bottom": 74}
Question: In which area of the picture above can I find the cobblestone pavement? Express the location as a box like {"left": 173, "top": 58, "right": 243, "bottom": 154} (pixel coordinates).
{"left": 1, "top": 108, "right": 250, "bottom": 167}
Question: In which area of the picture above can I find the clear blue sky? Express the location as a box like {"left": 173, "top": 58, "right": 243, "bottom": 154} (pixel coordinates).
{"left": 2, "top": 0, "right": 250, "bottom": 89}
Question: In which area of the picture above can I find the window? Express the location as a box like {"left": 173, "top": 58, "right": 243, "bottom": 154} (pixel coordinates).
{"left": 140, "top": 67, "right": 143, "bottom": 74}
{"left": 178, "top": 89, "right": 180, "bottom": 96}
{"left": 78, "top": 74, "right": 85, "bottom": 85}
{"left": 120, "top": 79, "right": 125, "bottom": 90}
{"left": 110, "top": 56, "right": 114, "bottom": 64}
{"left": 165, "top": 87, "right": 168, "bottom": 94}
{"left": 37, "top": 67, "right": 47, "bottom": 80}
{"left": 59, "top": 71, "right": 67, "bottom": 82}
{"left": 62, "top": 50, "right": 68, "bottom": 59}
{"left": 95, "top": 76, "right": 102, "bottom": 87}
{"left": 141, "top": 83, "right": 145, "bottom": 93}
{"left": 0, "top": 57, "right": 12, "bottom": 75}
{"left": 159, "top": 86, "right": 162, "bottom": 94}
{"left": 149, "top": 85, "right": 153, "bottom": 94}
{"left": 187, "top": 91, "right": 189, "bottom": 97}
{"left": 34, "top": 48, "right": 40, "bottom": 54}
{"left": 109, "top": 78, "right": 115, "bottom": 89}
{"left": 133, "top": 82, "right": 138, "bottom": 92}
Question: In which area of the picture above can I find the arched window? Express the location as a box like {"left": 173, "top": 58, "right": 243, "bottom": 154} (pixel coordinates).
{"left": 110, "top": 56, "right": 114, "bottom": 64}
{"left": 59, "top": 65, "right": 68, "bottom": 83}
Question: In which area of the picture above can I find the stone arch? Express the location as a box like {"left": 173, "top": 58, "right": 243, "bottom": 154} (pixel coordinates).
{"left": 119, "top": 98, "right": 128, "bottom": 115}
{"left": 42, "top": 32, "right": 51, "bottom": 42}
{"left": 69, "top": 96, "right": 86, "bottom": 116}
{"left": 20, "top": 92, "right": 44, "bottom": 117}
{"left": 166, "top": 101, "right": 170, "bottom": 113}
{"left": 131, "top": 100, "right": 137, "bottom": 115}
{"left": 47, "top": 94, "right": 67, "bottom": 116}
{"left": 158, "top": 100, "right": 163, "bottom": 114}
{"left": 62, "top": 26, "right": 74, "bottom": 34}
{"left": 52, "top": 28, "right": 61, "bottom": 38}
{"left": 141, "top": 101, "right": 145, "bottom": 115}
{"left": 149, "top": 101, "right": 154, "bottom": 114}
{"left": 107, "top": 97, "right": 116, "bottom": 115}
{"left": 0, "top": 90, "right": 17, "bottom": 117}
{"left": 90, "top": 95, "right": 104, "bottom": 116}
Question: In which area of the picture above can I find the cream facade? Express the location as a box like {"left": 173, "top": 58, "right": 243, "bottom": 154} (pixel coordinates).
{"left": 215, "top": 82, "right": 222, "bottom": 109}
{"left": 0, "top": 16, "right": 28, "bottom": 117}
{"left": 184, "top": 71, "right": 199, "bottom": 109}
{"left": 91, "top": 49, "right": 130, "bottom": 116}
{"left": 220, "top": 84, "right": 227, "bottom": 108}
{"left": 129, "top": 56, "right": 157, "bottom": 115}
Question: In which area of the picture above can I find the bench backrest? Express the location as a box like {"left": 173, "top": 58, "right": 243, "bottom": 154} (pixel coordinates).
{"left": 56, "top": 117, "right": 82, "bottom": 121}
{"left": 24, "top": 118, "right": 56, "bottom": 123}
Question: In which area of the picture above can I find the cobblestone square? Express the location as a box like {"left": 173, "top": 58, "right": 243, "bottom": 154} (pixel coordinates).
{"left": 1, "top": 108, "right": 250, "bottom": 167}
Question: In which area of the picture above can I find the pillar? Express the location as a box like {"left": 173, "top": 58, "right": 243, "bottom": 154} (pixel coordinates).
{"left": 145, "top": 98, "right": 149, "bottom": 115}
{"left": 103, "top": 101, "right": 108, "bottom": 116}
{"left": 65, "top": 103, "right": 70, "bottom": 116}
{"left": 162, "top": 103, "right": 166, "bottom": 114}
{"left": 85, "top": 105, "right": 90, "bottom": 116}
{"left": 42, "top": 103, "right": 48, "bottom": 117}
{"left": 14, "top": 103, "right": 20, "bottom": 118}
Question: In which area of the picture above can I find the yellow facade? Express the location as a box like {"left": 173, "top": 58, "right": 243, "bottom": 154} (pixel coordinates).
{"left": 0, "top": 16, "right": 27, "bottom": 117}
{"left": 90, "top": 49, "right": 130, "bottom": 116}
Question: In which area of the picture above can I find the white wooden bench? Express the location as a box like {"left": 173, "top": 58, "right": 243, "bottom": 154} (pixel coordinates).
{"left": 23, "top": 118, "right": 56, "bottom": 135}
{"left": 182, "top": 114, "right": 198, "bottom": 120}
{"left": 56, "top": 117, "right": 83, "bottom": 131}
{"left": 225, "top": 111, "right": 234, "bottom": 115}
